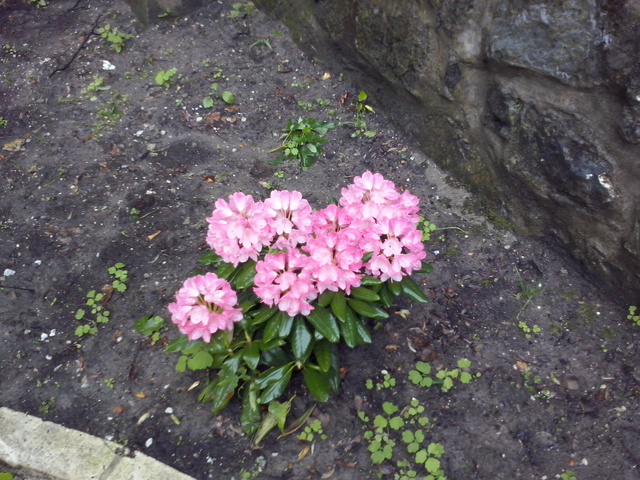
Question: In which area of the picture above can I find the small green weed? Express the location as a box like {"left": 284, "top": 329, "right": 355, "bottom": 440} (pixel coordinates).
{"left": 30, "top": 0, "right": 47, "bottom": 7}
{"left": 75, "top": 264, "right": 128, "bottom": 336}
{"left": 93, "top": 93, "right": 128, "bottom": 133}
{"left": 298, "top": 419, "right": 327, "bottom": 442}
{"left": 155, "top": 68, "right": 178, "bottom": 89}
{"left": 350, "top": 91, "right": 376, "bottom": 138}
{"left": 517, "top": 321, "right": 541, "bottom": 339}
{"left": 559, "top": 470, "right": 578, "bottom": 480}
{"left": 81, "top": 76, "right": 110, "bottom": 100}
{"left": 39, "top": 398, "right": 55, "bottom": 414}
{"left": 98, "top": 24, "right": 133, "bottom": 53}
{"left": 408, "top": 359, "right": 479, "bottom": 393}
{"left": 0, "top": 472, "right": 15, "bottom": 480}
{"left": 359, "top": 398, "right": 446, "bottom": 479}
{"left": 417, "top": 217, "right": 468, "bottom": 242}
{"left": 103, "top": 378, "right": 115, "bottom": 389}
{"left": 365, "top": 372, "right": 396, "bottom": 391}
{"left": 0, "top": 116, "right": 7, "bottom": 128}
{"left": 628, "top": 306, "right": 640, "bottom": 326}
{"left": 229, "top": 1, "right": 255, "bottom": 19}
{"left": 514, "top": 270, "right": 544, "bottom": 318}
{"left": 269, "top": 117, "right": 336, "bottom": 170}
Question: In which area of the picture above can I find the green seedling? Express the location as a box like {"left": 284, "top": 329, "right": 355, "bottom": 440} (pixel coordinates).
{"left": 30, "top": 0, "right": 46, "bottom": 7}
{"left": 93, "top": 93, "right": 128, "bottom": 133}
{"left": 0, "top": 472, "right": 15, "bottom": 480}
{"left": 251, "top": 39, "right": 272, "bottom": 50}
{"left": 229, "top": 1, "right": 255, "bottom": 19}
{"left": 560, "top": 471, "right": 578, "bottom": 480}
{"left": 0, "top": 116, "right": 8, "bottom": 128}
{"left": 103, "top": 378, "right": 115, "bottom": 389}
{"left": 75, "top": 264, "right": 128, "bottom": 336}
{"left": 297, "top": 101, "right": 315, "bottom": 112}
{"left": 628, "top": 306, "right": 640, "bottom": 326}
{"left": 98, "top": 24, "right": 133, "bottom": 53}
{"left": 269, "top": 117, "right": 336, "bottom": 170}
{"left": 349, "top": 91, "right": 375, "bottom": 138}
{"left": 365, "top": 372, "right": 396, "bottom": 391}
{"left": 221, "top": 91, "right": 235, "bottom": 105}
{"left": 155, "top": 68, "right": 178, "bottom": 89}
{"left": 360, "top": 398, "right": 446, "bottom": 479}
{"left": 129, "top": 207, "right": 140, "bottom": 219}
{"left": 39, "top": 398, "right": 55, "bottom": 414}
{"left": 408, "top": 359, "right": 479, "bottom": 393}
{"left": 517, "top": 321, "right": 541, "bottom": 338}
{"left": 202, "top": 97, "right": 215, "bottom": 109}
{"left": 81, "top": 76, "right": 110, "bottom": 100}
{"left": 417, "top": 217, "right": 468, "bottom": 243}
{"left": 273, "top": 171, "right": 284, "bottom": 179}
{"left": 298, "top": 419, "right": 327, "bottom": 442}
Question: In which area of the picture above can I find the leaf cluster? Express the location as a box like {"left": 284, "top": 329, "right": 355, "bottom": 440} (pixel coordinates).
{"left": 628, "top": 306, "right": 640, "bottom": 326}
{"left": 98, "top": 24, "right": 133, "bottom": 53}
{"left": 360, "top": 399, "right": 445, "bottom": 479}
{"left": 155, "top": 68, "right": 178, "bottom": 89}
{"left": 74, "top": 264, "right": 128, "bottom": 337}
{"left": 408, "top": 359, "right": 478, "bottom": 392}
{"left": 270, "top": 117, "right": 336, "bottom": 170}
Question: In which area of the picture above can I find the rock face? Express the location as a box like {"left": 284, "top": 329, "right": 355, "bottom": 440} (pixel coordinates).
{"left": 254, "top": 0, "right": 640, "bottom": 303}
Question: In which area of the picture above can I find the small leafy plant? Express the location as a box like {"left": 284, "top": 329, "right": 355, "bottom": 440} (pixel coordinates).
{"left": 350, "top": 91, "right": 376, "bottom": 138}
{"left": 628, "top": 306, "right": 640, "bottom": 326}
{"left": 359, "top": 398, "right": 446, "bottom": 479}
{"left": 559, "top": 471, "right": 578, "bottom": 480}
{"left": 269, "top": 117, "right": 336, "bottom": 169}
{"left": 366, "top": 371, "right": 397, "bottom": 391}
{"left": 153, "top": 172, "right": 431, "bottom": 440}
{"left": 75, "top": 264, "right": 128, "bottom": 336}
{"left": 298, "top": 419, "right": 327, "bottom": 442}
{"left": 134, "top": 315, "right": 166, "bottom": 344}
{"left": 228, "top": 1, "right": 255, "bottom": 19}
{"left": 517, "top": 320, "right": 541, "bottom": 338}
{"left": 98, "top": 24, "right": 133, "bottom": 53}
{"left": 81, "top": 76, "right": 110, "bottom": 100}
{"left": 155, "top": 68, "right": 178, "bottom": 89}
{"left": 408, "top": 359, "right": 479, "bottom": 392}
{"left": 514, "top": 270, "right": 544, "bottom": 318}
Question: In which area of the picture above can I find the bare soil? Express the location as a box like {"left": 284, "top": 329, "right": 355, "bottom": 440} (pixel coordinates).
{"left": 1, "top": 1, "right": 639, "bottom": 479}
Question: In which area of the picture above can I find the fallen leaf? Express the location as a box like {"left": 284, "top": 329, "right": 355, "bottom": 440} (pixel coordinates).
{"left": 321, "top": 72, "right": 331, "bottom": 81}
{"left": 2, "top": 138, "right": 26, "bottom": 152}
{"left": 188, "top": 381, "right": 200, "bottom": 391}
{"left": 109, "top": 143, "right": 123, "bottom": 156}
{"left": 515, "top": 360, "right": 529, "bottom": 372}
{"left": 113, "top": 405, "right": 125, "bottom": 415}
{"left": 202, "top": 175, "right": 217, "bottom": 183}
{"left": 298, "top": 446, "right": 311, "bottom": 460}
{"left": 134, "top": 391, "right": 147, "bottom": 399}
{"left": 224, "top": 106, "right": 240, "bottom": 113}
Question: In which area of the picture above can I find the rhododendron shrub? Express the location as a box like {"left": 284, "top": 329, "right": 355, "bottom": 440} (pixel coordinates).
{"left": 164, "top": 172, "right": 431, "bottom": 440}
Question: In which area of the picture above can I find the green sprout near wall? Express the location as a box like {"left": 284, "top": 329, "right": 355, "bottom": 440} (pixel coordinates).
{"left": 269, "top": 117, "right": 336, "bottom": 170}
{"left": 98, "top": 24, "right": 133, "bottom": 53}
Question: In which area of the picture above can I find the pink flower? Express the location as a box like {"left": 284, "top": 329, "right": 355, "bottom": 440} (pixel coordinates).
{"left": 253, "top": 249, "right": 318, "bottom": 317}
{"left": 206, "top": 193, "right": 274, "bottom": 266}
{"left": 364, "top": 217, "right": 426, "bottom": 282}
{"left": 264, "top": 190, "right": 314, "bottom": 250}
{"left": 303, "top": 231, "right": 363, "bottom": 294}
{"left": 167, "top": 273, "right": 243, "bottom": 343}
{"left": 340, "top": 171, "right": 400, "bottom": 219}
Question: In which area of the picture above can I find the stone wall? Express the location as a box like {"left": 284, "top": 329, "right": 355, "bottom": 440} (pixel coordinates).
{"left": 253, "top": 0, "right": 640, "bottom": 303}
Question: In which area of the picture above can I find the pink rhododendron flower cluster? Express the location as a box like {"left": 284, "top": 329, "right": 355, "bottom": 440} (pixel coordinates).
{"left": 168, "top": 273, "right": 243, "bottom": 342}
{"left": 171, "top": 172, "right": 426, "bottom": 339}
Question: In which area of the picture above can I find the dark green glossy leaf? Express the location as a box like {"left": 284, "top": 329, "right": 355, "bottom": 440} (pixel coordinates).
{"left": 387, "top": 280, "right": 402, "bottom": 296}
{"left": 242, "top": 342, "right": 260, "bottom": 370}
{"left": 330, "top": 291, "right": 347, "bottom": 322}
{"left": 303, "top": 368, "right": 330, "bottom": 402}
{"left": 347, "top": 298, "right": 389, "bottom": 320}
{"left": 257, "top": 363, "right": 294, "bottom": 404}
{"left": 417, "top": 263, "right": 435, "bottom": 274}
{"left": 241, "top": 381, "right": 261, "bottom": 436}
{"left": 306, "top": 306, "right": 340, "bottom": 343}
{"left": 360, "top": 275, "right": 383, "bottom": 286}
{"left": 251, "top": 306, "right": 278, "bottom": 326}
{"left": 260, "top": 346, "right": 291, "bottom": 367}
{"left": 232, "top": 260, "right": 257, "bottom": 290}
{"left": 206, "top": 368, "right": 240, "bottom": 415}
{"left": 339, "top": 305, "right": 359, "bottom": 348}
{"left": 215, "top": 262, "right": 236, "bottom": 279}
{"left": 350, "top": 286, "right": 380, "bottom": 302}
{"left": 290, "top": 317, "right": 314, "bottom": 362}
{"left": 263, "top": 310, "right": 290, "bottom": 343}
{"left": 353, "top": 317, "right": 372, "bottom": 345}
{"left": 313, "top": 340, "right": 333, "bottom": 373}
{"left": 317, "top": 290, "right": 334, "bottom": 308}
{"left": 378, "top": 283, "right": 396, "bottom": 308}
{"left": 400, "top": 275, "right": 429, "bottom": 303}
{"left": 198, "top": 251, "right": 221, "bottom": 266}
{"left": 279, "top": 313, "right": 294, "bottom": 338}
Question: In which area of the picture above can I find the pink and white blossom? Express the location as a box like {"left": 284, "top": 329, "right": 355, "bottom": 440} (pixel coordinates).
{"left": 264, "top": 190, "right": 314, "bottom": 250}
{"left": 168, "top": 273, "right": 243, "bottom": 343}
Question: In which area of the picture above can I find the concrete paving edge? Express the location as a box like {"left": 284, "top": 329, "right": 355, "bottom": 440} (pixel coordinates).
{"left": 0, "top": 407, "right": 197, "bottom": 480}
